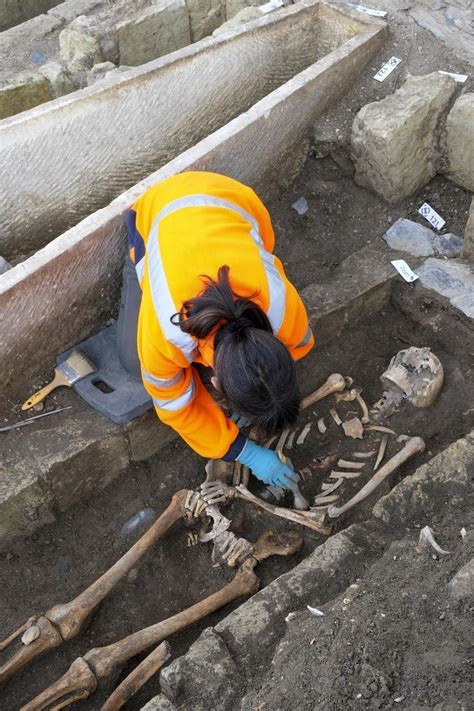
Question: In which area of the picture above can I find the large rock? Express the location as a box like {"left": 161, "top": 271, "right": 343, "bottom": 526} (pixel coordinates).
{"left": 446, "top": 93, "right": 474, "bottom": 191}
{"left": 352, "top": 72, "right": 457, "bottom": 205}
{"left": 225, "top": 0, "right": 261, "bottom": 20}
{"left": 464, "top": 197, "right": 474, "bottom": 261}
{"left": 160, "top": 628, "right": 243, "bottom": 710}
{"left": 116, "top": 0, "right": 191, "bottom": 66}
{"left": 59, "top": 15, "right": 114, "bottom": 74}
{"left": 383, "top": 218, "right": 463, "bottom": 258}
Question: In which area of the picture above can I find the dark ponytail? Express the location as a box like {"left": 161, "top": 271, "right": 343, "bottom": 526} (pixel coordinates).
{"left": 172, "top": 266, "right": 300, "bottom": 434}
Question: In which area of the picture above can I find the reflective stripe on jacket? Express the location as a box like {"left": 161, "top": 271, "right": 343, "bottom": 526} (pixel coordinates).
{"left": 126, "top": 171, "right": 314, "bottom": 459}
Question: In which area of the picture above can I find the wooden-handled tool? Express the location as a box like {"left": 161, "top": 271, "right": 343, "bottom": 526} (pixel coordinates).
{"left": 22, "top": 350, "right": 96, "bottom": 411}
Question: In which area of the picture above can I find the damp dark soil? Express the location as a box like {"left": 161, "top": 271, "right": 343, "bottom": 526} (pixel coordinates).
{"left": 1, "top": 289, "right": 473, "bottom": 710}
{"left": 242, "top": 496, "right": 474, "bottom": 711}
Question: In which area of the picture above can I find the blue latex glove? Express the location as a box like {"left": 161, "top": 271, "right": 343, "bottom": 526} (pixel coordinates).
{"left": 237, "top": 440, "right": 299, "bottom": 488}
{"left": 230, "top": 412, "right": 251, "bottom": 429}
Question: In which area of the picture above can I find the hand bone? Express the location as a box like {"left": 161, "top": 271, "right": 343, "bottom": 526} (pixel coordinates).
{"left": 0, "top": 490, "right": 190, "bottom": 684}
{"left": 327, "top": 437, "right": 425, "bottom": 518}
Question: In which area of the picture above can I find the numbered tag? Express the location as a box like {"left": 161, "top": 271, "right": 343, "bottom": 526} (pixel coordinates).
{"left": 438, "top": 70, "right": 468, "bottom": 84}
{"left": 374, "top": 57, "right": 401, "bottom": 82}
{"left": 349, "top": 3, "right": 387, "bottom": 17}
{"left": 418, "top": 202, "right": 446, "bottom": 230}
{"left": 391, "top": 260, "right": 419, "bottom": 283}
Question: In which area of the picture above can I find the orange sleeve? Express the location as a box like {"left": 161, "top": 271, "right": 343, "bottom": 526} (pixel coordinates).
{"left": 140, "top": 345, "right": 239, "bottom": 459}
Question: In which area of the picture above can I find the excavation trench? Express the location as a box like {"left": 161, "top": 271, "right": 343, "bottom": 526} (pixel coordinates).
{"left": 1, "top": 275, "right": 472, "bottom": 709}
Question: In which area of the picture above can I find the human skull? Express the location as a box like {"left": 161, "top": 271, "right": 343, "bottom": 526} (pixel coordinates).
{"left": 372, "top": 347, "right": 444, "bottom": 418}
{"left": 381, "top": 347, "right": 444, "bottom": 408}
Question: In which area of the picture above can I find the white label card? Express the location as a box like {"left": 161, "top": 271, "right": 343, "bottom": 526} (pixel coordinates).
{"left": 418, "top": 202, "right": 446, "bottom": 230}
{"left": 391, "top": 260, "right": 419, "bottom": 283}
{"left": 374, "top": 57, "right": 402, "bottom": 82}
{"left": 349, "top": 3, "right": 387, "bottom": 17}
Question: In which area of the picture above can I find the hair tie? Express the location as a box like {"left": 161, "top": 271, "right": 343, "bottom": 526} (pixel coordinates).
{"left": 225, "top": 318, "right": 253, "bottom": 335}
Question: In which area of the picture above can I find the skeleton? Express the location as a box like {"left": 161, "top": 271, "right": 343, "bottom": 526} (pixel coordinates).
{"left": 0, "top": 490, "right": 230, "bottom": 684}
{"left": 372, "top": 347, "right": 444, "bottom": 419}
{"left": 20, "top": 530, "right": 303, "bottom": 711}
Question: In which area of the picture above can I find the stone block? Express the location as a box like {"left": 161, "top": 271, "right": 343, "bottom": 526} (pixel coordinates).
{"left": 373, "top": 431, "right": 474, "bottom": 527}
{"left": 49, "top": 0, "right": 104, "bottom": 23}
{"left": 383, "top": 218, "right": 463, "bottom": 258}
{"left": 448, "top": 559, "right": 474, "bottom": 602}
{"left": 15, "top": 409, "right": 130, "bottom": 512}
{"left": 0, "top": 452, "right": 56, "bottom": 544}
{"left": 87, "top": 61, "right": 117, "bottom": 85}
{"left": 59, "top": 15, "right": 116, "bottom": 74}
{"left": 0, "top": 72, "right": 52, "bottom": 120}
{"left": 215, "top": 523, "right": 385, "bottom": 667}
{"left": 125, "top": 411, "right": 177, "bottom": 462}
{"left": 463, "top": 197, "right": 474, "bottom": 261}
{"left": 39, "top": 61, "right": 75, "bottom": 97}
{"left": 213, "top": 6, "right": 263, "bottom": 36}
{"left": 185, "top": 0, "right": 223, "bottom": 41}
{"left": 415, "top": 258, "right": 474, "bottom": 318}
{"left": 160, "top": 628, "right": 243, "bottom": 709}
{"left": 446, "top": 93, "right": 474, "bottom": 192}
{"left": 352, "top": 72, "right": 457, "bottom": 205}
{"left": 141, "top": 696, "right": 178, "bottom": 711}
{"left": 225, "top": 0, "right": 261, "bottom": 20}
{"left": 116, "top": 0, "right": 191, "bottom": 67}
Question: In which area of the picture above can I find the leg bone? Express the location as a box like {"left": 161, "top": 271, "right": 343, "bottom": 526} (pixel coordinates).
{"left": 100, "top": 642, "right": 171, "bottom": 711}
{"left": 0, "top": 490, "right": 189, "bottom": 684}
{"left": 327, "top": 437, "right": 425, "bottom": 518}
{"left": 21, "top": 561, "right": 261, "bottom": 711}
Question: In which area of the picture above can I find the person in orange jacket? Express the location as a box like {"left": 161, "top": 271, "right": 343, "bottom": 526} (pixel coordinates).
{"left": 117, "top": 171, "right": 314, "bottom": 488}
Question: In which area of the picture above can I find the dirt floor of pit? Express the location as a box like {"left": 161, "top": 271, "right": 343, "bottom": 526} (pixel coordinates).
{"left": 242, "top": 494, "right": 474, "bottom": 711}
{"left": 1, "top": 295, "right": 473, "bottom": 710}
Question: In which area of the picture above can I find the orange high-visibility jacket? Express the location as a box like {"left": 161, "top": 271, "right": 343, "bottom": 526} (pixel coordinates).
{"left": 126, "top": 171, "right": 314, "bottom": 459}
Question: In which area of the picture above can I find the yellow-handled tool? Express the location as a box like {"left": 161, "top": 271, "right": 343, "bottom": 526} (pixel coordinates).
{"left": 22, "top": 350, "right": 95, "bottom": 411}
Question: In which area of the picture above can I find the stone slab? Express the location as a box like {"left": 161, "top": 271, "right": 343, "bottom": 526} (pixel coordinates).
{"left": 383, "top": 218, "right": 463, "bottom": 258}
{"left": 48, "top": 0, "right": 104, "bottom": 23}
{"left": 415, "top": 258, "right": 474, "bottom": 318}
{"left": 352, "top": 72, "right": 457, "bottom": 205}
{"left": 446, "top": 93, "right": 474, "bottom": 192}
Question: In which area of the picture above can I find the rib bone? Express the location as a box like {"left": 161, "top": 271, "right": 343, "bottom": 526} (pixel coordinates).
{"left": 337, "top": 459, "right": 365, "bottom": 469}
{"left": 418, "top": 526, "right": 451, "bottom": 555}
{"left": 374, "top": 435, "right": 389, "bottom": 471}
{"left": 300, "top": 374, "right": 346, "bottom": 410}
{"left": 317, "top": 418, "right": 327, "bottom": 434}
{"left": 296, "top": 423, "right": 311, "bottom": 445}
{"left": 321, "top": 478, "right": 344, "bottom": 494}
{"left": 0, "top": 490, "right": 190, "bottom": 684}
{"left": 354, "top": 389, "right": 370, "bottom": 424}
{"left": 327, "top": 437, "right": 425, "bottom": 518}
{"left": 329, "top": 408, "right": 342, "bottom": 426}
{"left": 329, "top": 470, "right": 361, "bottom": 479}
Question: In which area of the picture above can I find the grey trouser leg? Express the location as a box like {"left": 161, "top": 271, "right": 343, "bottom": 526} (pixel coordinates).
{"left": 117, "top": 257, "right": 142, "bottom": 380}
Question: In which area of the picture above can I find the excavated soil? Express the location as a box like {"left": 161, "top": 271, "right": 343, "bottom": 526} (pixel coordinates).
{"left": 1, "top": 292, "right": 473, "bottom": 710}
